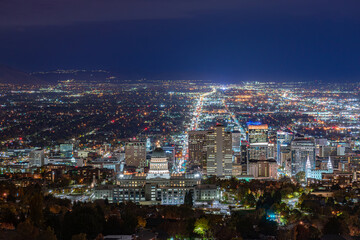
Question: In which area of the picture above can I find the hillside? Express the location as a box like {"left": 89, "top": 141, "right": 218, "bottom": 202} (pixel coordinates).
{"left": 0, "top": 65, "right": 44, "bottom": 85}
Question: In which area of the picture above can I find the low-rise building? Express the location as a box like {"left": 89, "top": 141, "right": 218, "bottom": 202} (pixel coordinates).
{"left": 248, "top": 159, "right": 278, "bottom": 179}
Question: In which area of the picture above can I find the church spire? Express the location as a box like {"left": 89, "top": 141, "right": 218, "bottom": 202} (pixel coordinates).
{"left": 327, "top": 156, "right": 333, "bottom": 171}
{"left": 305, "top": 154, "right": 311, "bottom": 179}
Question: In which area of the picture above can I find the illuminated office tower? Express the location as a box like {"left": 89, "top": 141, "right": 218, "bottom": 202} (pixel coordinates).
{"left": 125, "top": 141, "right": 147, "bottom": 168}
{"left": 315, "top": 138, "right": 328, "bottom": 156}
{"left": 276, "top": 131, "right": 294, "bottom": 164}
{"left": 60, "top": 143, "right": 73, "bottom": 158}
{"left": 248, "top": 124, "right": 268, "bottom": 143}
{"left": 206, "top": 124, "right": 232, "bottom": 176}
{"left": 240, "top": 141, "right": 249, "bottom": 165}
{"left": 247, "top": 124, "right": 269, "bottom": 160}
{"left": 60, "top": 143, "right": 73, "bottom": 152}
{"left": 29, "top": 149, "right": 45, "bottom": 167}
{"left": 188, "top": 131, "right": 207, "bottom": 169}
{"left": 290, "top": 137, "right": 315, "bottom": 176}
{"left": 232, "top": 131, "right": 241, "bottom": 153}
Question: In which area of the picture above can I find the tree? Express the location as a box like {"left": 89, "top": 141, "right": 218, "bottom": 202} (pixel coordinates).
{"left": 323, "top": 217, "right": 349, "bottom": 235}
{"left": 29, "top": 192, "right": 44, "bottom": 227}
{"left": 15, "top": 220, "right": 39, "bottom": 240}
{"left": 258, "top": 217, "right": 277, "bottom": 236}
{"left": 231, "top": 212, "right": 256, "bottom": 239}
{"left": 71, "top": 233, "right": 86, "bottom": 240}
{"left": 184, "top": 191, "right": 193, "bottom": 207}
{"left": 272, "top": 190, "right": 282, "bottom": 204}
{"left": 242, "top": 193, "right": 256, "bottom": 207}
{"left": 1, "top": 205, "right": 18, "bottom": 226}
{"left": 103, "top": 215, "right": 123, "bottom": 235}
{"left": 194, "top": 218, "right": 210, "bottom": 237}
{"left": 295, "top": 171, "right": 305, "bottom": 183}
{"left": 63, "top": 204, "right": 105, "bottom": 240}
{"left": 121, "top": 208, "right": 138, "bottom": 234}
{"left": 95, "top": 234, "right": 104, "bottom": 240}
{"left": 158, "top": 220, "right": 188, "bottom": 238}
{"left": 308, "top": 226, "right": 321, "bottom": 240}
{"left": 137, "top": 216, "right": 146, "bottom": 229}
{"left": 37, "top": 227, "right": 57, "bottom": 240}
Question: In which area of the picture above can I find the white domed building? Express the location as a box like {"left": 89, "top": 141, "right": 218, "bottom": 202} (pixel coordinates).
{"left": 106, "top": 147, "right": 219, "bottom": 205}
{"left": 147, "top": 148, "right": 170, "bottom": 179}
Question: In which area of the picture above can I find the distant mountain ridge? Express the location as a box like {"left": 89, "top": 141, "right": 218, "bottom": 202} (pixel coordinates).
{"left": 0, "top": 65, "right": 44, "bottom": 85}
{"left": 31, "top": 69, "right": 116, "bottom": 83}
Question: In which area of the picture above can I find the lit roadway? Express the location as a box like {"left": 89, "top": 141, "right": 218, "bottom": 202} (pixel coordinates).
{"left": 175, "top": 87, "right": 250, "bottom": 172}
{"left": 175, "top": 88, "right": 216, "bottom": 172}
{"left": 223, "top": 98, "right": 246, "bottom": 140}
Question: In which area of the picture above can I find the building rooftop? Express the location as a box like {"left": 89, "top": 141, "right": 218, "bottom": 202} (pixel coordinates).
{"left": 152, "top": 147, "right": 166, "bottom": 158}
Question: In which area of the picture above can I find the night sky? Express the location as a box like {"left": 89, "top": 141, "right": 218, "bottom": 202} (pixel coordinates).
{"left": 0, "top": 0, "right": 360, "bottom": 82}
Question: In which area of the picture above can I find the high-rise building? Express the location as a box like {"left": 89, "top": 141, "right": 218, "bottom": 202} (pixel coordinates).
{"left": 188, "top": 125, "right": 233, "bottom": 176}
{"left": 188, "top": 131, "right": 207, "bottom": 169}
{"left": 248, "top": 124, "right": 268, "bottom": 143}
{"left": 337, "top": 144, "right": 346, "bottom": 156}
{"left": 206, "top": 124, "right": 232, "bottom": 176}
{"left": 240, "top": 141, "right": 248, "bottom": 165}
{"left": 315, "top": 138, "right": 328, "bottom": 156}
{"left": 290, "top": 137, "right": 315, "bottom": 176}
{"left": 247, "top": 124, "right": 269, "bottom": 161}
{"left": 60, "top": 143, "right": 73, "bottom": 152}
{"left": 240, "top": 141, "right": 249, "bottom": 174}
{"left": 268, "top": 142, "right": 276, "bottom": 159}
{"left": 319, "top": 145, "right": 334, "bottom": 157}
{"left": 276, "top": 131, "right": 293, "bottom": 164}
{"left": 279, "top": 146, "right": 292, "bottom": 174}
{"left": 60, "top": 143, "right": 73, "bottom": 158}
{"left": 232, "top": 131, "right": 241, "bottom": 153}
{"left": 125, "top": 141, "right": 146, "bottom": 168}
{"left": 247, "top": 124, "right": 269, "bottom": 160}
{"left": 29, "top": 149, "right": 45, "bottom": 167}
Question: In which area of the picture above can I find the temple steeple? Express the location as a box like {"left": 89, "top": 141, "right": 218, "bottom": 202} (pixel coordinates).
{"left": 327, "top": 156, "right": 333, "bottom": 171}
{"left": 305, "top": 155, "right": 311, "bottom": 180}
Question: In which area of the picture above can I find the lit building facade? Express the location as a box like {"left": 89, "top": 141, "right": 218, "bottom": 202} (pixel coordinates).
{"left": 232, "top": 131, "right": 241, "bottom": 153}
{"left": 206, "top": 124, "right": 232, "bottom": 176}
{"left": 290, "top": 138, "right": 315, "bottom": 176}
{"left": 276, "top": 131, "right": 293, "bottom": 164}
{"left": 125, "top": 141, "right": 147, "bottom": 168}
{"left": 29, "top": 149, "right": 45, "bottom": 167}
{"left": 188, "top": 124, "right": 233, "bottom": 176}
{"left": 105, "top": 147, "right": 208, "bottom": 205}
{"left": 247, "top": 124, "right": 269, "bottom": 161}
{"left": 248, "top": 159, "right": 278, "bottom": 179}
{"left": 306, "top": 156, "right": 333, "bottom": 180}
{"left": 188, "top": 130, "right": 207, "bottom": 168}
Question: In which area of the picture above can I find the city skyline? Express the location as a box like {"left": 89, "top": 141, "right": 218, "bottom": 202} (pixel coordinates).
{"left": 1, "top": 1, "right": 360, "bottom": 240}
